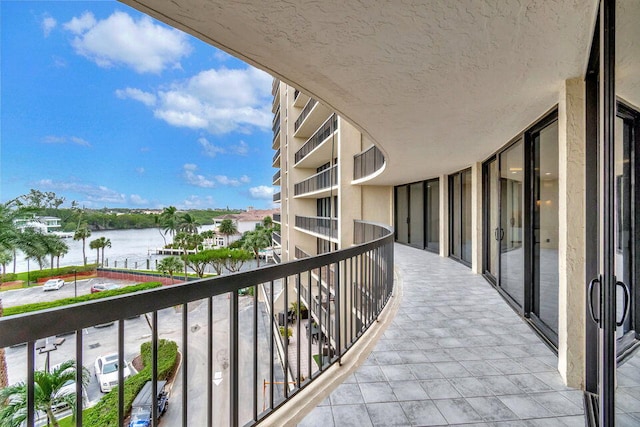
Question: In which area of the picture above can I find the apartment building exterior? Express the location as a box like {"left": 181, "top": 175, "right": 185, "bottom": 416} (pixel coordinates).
{"left": 2, "top": 1, "right": 637, "bottom": 426}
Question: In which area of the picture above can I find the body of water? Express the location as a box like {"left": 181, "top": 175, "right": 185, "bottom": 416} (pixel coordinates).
{"left": 11, "top": 225, "right": 217, "bottom": 274}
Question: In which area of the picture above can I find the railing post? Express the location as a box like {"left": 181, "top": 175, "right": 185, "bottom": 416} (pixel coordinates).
{"left": 230, "top": 290, "right": 239, "bottom": 427}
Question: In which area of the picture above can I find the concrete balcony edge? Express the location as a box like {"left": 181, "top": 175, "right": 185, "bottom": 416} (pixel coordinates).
{"left": 259, "top": 266, "right": 404, "bottom": 426}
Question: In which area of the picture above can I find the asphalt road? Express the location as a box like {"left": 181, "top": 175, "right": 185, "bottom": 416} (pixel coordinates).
{"left": 2, "top": 280, "right": 276, "bottom": 426}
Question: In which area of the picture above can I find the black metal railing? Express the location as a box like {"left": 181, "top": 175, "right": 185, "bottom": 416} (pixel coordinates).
{"left": 272, "top": 232, "right": 281, "bottom": 245}
{"left": 295, "top": 114, "right": 337, "bottom": 164}
{"left": 294, "top": 89, "right": 300, "bottom": 100}
{"left": 273, "top": 251, "right": 281, "bottom": 264}
{"left": 353, "top": 145, "right": 385, "bottom": 180}
{"left": 0, "top": 222, "right": 393, "bottom": 427}
{"left": 295, "top": 215, "right": 338, "bottom": 239}
{"left": 294, "top": 99, "right": 318, "bottom": 132}
{"left": 294, "top": 165, "right": 337, "bottom": 196}
{"left": 273, "top": 170, "right": 281, "bottom": 183}
{"left": 272, "top": 112, "right": 280, "bottom": 135}
{"left": 273, "top": 213, "right": 281, "bottom": 223}
{"left": 271, "top": 78, "right": 279, "bottom": 96}
{"left": 273, "top": 191, "right": 281, "bottom": 202}
{"left": 272, "top": 148, "right": 280, "bottom": 164}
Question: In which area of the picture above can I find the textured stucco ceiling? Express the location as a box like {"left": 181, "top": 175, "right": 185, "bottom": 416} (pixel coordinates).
{"left": 121, "top": 0, "right": 599, "bottom": 185}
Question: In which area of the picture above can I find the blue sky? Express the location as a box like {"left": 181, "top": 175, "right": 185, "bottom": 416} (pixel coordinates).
{"left": 1, "top": 1, "right": 276, "bottom": 210}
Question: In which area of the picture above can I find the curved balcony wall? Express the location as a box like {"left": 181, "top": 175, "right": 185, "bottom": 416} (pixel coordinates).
{"left": 294, "top": 165, "right": 337, "bottom": 197}
{"left": 0, "top": 222, "right": 393, "bottom": 427}
{"left": 294, "top": 114, "right": 338, "bottom": 167}
{"left": 295, "top": 215, "right": 338, "bottom": 240}
{"left": 353, "top": 145, "right": 385, "bottom": 181}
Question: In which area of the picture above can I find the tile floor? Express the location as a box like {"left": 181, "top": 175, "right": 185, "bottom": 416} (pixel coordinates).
{"left": 298, "top": 244, "right": 640, "bottom": 426}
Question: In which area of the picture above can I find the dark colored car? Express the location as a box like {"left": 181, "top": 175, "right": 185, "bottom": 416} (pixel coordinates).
{"left": 128, "top": 381, "right": 169, "bottom": 427}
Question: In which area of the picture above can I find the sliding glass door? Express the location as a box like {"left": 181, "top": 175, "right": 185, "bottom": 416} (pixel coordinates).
{"left": 449, "top": 169, "right": 472, "bottom": 265}
{"left": 394, "top": 179, "right": 440, "bottom": 251}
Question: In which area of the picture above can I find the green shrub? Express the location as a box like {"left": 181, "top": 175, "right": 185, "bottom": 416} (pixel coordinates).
{"left": 3, "top": 282, "right": 163, "bottom": 316}
{"left": 0, "top": 273, "right": 17, "bottom": 283}
{"left": 28, "top": 264, "right": 98, "bottom": 282}
{"left": 82, "top": 339, "right": 178, "bottom": 427}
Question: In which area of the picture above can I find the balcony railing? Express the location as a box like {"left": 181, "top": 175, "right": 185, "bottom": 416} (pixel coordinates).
{"left": 353, "top": 145, "right": 385, "bottom": 180}
{"left": 294, "top": 99, "right": 318, "bottom": 132}
{"left": 272, "top": 231, "right": 281, "bottom": 245}
{"left": 0, "top": 222, "right": 393, "bottom": 427}
{"left": 273, "top": 251, "right": 281, "bottom": 264}
{"left": 295, "top": 215, "right": 338, "bottom": 239}
{"left": 272, "top": 148, "right": 280, "bottom": 164}
{"left": 272, "top": 113, "right": 280, "bottom": 135}
{"left": 273, "top": 213, "right": 281, "bottom": 223}
{"left": 294, "top": 89, "right": 300, "bottom": 100}
{"left": 272, "top": 170, "right": 281, "bottom": 184}
{"left": 271, "top": 78, "right": 279, "bottom": 96}
{"left": 294, "top": 165, "right": 337, "bottom": 196}
{"left": 273, "top": 191, "right": 281, "bottom": 202}
{"left": 295, "top": 114, "right": 337, "bottom": 164}
{"left": 295, "top": 246, "right": 310, "bottom": 259}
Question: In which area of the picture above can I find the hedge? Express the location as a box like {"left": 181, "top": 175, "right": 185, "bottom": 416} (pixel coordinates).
{"left": 59, "top": 339, "right": 178, "bottom": 427}
{"left": 0, "top": 273, "right": 17, "bottom": 283}
{"left": 28, "top": 264, "right": 98, "bottom": 282}
{"left": 3, "top": 282, "right": 163, "bottom": 317}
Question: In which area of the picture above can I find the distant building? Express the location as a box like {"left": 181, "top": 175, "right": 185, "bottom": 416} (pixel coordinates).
{"left": 212, "top": 208, "right": 280, "bottom": 247}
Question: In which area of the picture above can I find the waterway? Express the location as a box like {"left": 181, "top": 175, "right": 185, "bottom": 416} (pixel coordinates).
{"left": 11, "top": 226, "right": 219, "bottom": 274}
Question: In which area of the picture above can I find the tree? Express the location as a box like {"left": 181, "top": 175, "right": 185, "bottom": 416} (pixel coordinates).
{"left": 0, "top": 250, "right": 12, "bottom": 277}
{"left": 0, "top": 360, "right": 89, "bottom": 427}
{"left": 89, "top": 239, "right": 100, "bottom": 265}
{"left": 99, "top": 237, "right": 111, "bottom": 266}
{"left": 225, "top": 249, "right": 253, "bottom": 273}
{"left": 185, "top": 250, "right": 216, "bottom": 278}
{"left": 17, "top": 228, "right": 49, "bottom": 271}
{"left": 73, "top": 224, "right": 91, "bottom": 266}
{"left": 208, "top": 248, "right": 228, "bottom": 276}
{"left": 90, "top": 237, "right": 111, "bottom": 266}
{"left": 46, "top": 236, "right": 69, "bottom": 270}
{"left": 159, "top": 206, "right": 179, "bottom": 242}
{"left": 218, "top": 219, "right": 238, "bottom": 247}
{"left": 157, "top": 256, "right": 184, "bottom": 284}
{"left": 243, "top": 229, "right": 271, "bottom": 267}
{"left": 178, "top": 213, "right": 200, "bottom": 235}
{"left": 15, "top": 189, "right": 65, "bottom": 210}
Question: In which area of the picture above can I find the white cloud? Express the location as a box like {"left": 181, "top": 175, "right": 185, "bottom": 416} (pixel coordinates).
{"left": 136, "top": 167, "right": 145, "bottom": 175}
{"left": 178, "top": 195, "right": 215, "bottom": 209}
{"left": 42, "top": 135, "right": 91, "bottom": 147}
{"left": 124, "top": 67, "right": 271, "bottom": 134}
{"left": 129, "top": 194, "right": 148, "bottom": 205}
{"left": 115, "top": 88, "right": 156, "bottom": 106}
{"left": 249, "top": 185, "right": 275, "bottom": 200}
{"left": 36, "top": 179, "right": 126, "bottom": 203}
{"left": 215, "top": 175, "right": 250, "bottom": 187}
{"left": 197, "top": 137, "right": 249, "bottom": 158}
{"left": 42, "top": 16, "right": 57, "bottom": 37}
{"left": 63, "top": 11, "right": 192, "bottom": 74}
{"left": 183, "top": 164, "right": 214, "bottom": 188}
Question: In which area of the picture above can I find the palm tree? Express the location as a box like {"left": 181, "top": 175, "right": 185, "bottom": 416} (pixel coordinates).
{"left": 157, "top": 256, "right": 184, "bottom": 284}
{"left": 0, "top": 360, "right": 89, "bottom": 427}
{"left": 89, "top": 239, "right": 100, "bottom": 265}
{"left": 73, "top": 224, "right": 91, "bottom": 266}
{"left": 99, "top": 237, "right": 111, "bottom": 266}
{"left": 218, "top": 219, "right": 238, "bottom": 247}
{"left": 243, "top": 229, "right": 271, "bottom": 267}
{"left": 159, "top": 206, "right": 179, "bottom": 243}
{"left": 47, "top": 236, "right": 69, "bottom": 269}
{"left": 178, "top": 213, "right": 200, "bottom": 235}
{"left": 17, "top": 228, "right": 49, "bottom": 271}
{"left": 0, "top": 250, "right": 12, "bottom": 277}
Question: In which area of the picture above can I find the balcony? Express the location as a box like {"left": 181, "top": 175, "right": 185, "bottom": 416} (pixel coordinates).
{"left": 293, "top": 100, "right": 332, "bottom": 139}
{"left": 272, "top": 148, "right": 280, "bottom": 168}
{"left": 353, "top": 145, "right": 385, "bottom": 181}
{"left": 295, "top": 246, "right": 310, "bottom": 259}
{"left": 272, "top": 231, "right": 281, "bottom": 246}
{"left": 295, "top": 215, "right": 338, "bottom": 240}
{"left": 271, "top": 77, "right": 279, "bottom": 96}
{"left": 273, "top": 213, "right": 281, "bottom": 223}
{"left": 293, "top": 89, "right": 309, "bottom": 108}
{"left": 0, "top": 222, "right": 393, "bottom": 427}
{"left": 272, "top": 128, "right": 280, "bottom": 150}
{"left": 272, "top": 169, "right": 281, "bottom": 185}
{"left": 294, "top": 165, "right": 337, "bottom": 198}
{"left": 273, "top": 251, "right": 281, "bottom": 263}
{"left": 294, "top": 114, "right": 338, "bottom": 168}
{"left": 273, "top": 191, "right": 281, "bottom": 202}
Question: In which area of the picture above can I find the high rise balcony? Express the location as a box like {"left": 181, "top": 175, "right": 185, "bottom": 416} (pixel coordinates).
{"left": 0, "top": 222, "right": 393, "bottom": 427}
{"left": 295, "top": 215, "right": 338, "bottom": 240}
{"left": 353, "top": 145, "right": 385, "bottom": 181}
{"left": 294, "top": 165, "right": 338, "bottom": 198}
{"left": 273, "top": 213, "right": 281, "bottom": 223}
{"left": 273, "top": 191, "right": 281, "bottom": 202}
{"left": 272, "top": 148, "right": 280, "bottom": 168}
{"left": 294, "top": 114, "right": 338, "bottom": 167}
{"left": 272, "top": 169, "right": 281, "bottom": 185}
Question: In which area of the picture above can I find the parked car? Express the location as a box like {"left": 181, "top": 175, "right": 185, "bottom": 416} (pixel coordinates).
{"left": 128, "top": 381, "right": 169, "bottom": 427}
{"left": 50, "top": 363, "right": 88, "bottom": 412}
{"left": 43, "top": 278, "right": 65, "bottom": 291}
{"left": 90, "top": 283, "right": 121, "bottom": 293}
{"left": 94, "top": 354, "right": 131, "bottom": 393}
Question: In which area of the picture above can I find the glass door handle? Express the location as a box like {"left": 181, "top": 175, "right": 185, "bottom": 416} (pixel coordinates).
{"left": 588, "top": 277, "right": 600, "bottom": 325}
{"left": 616, "top": 281, "right": 630, "bottom": 327}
